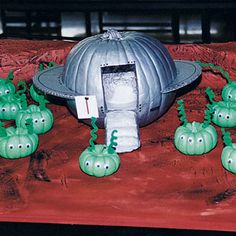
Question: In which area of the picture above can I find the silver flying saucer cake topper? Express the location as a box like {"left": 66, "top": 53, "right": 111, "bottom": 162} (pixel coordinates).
{"left": 33, "top": 29, "right": 201, "bottom": 153}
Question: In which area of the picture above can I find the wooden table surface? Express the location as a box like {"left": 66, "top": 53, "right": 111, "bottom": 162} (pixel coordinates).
{"left": 1, "top": 39, "right": 236, "bottom": 231}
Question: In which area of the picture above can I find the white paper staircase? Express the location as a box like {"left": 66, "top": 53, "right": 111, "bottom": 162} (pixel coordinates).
{"left": 105, "top": 111, "right": 140, "bottom": 153}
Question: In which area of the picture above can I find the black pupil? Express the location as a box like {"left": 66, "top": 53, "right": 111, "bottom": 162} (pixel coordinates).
{"left": 229, "top": 160, "right": 232, "bottom": 163}
{"left": 35, "top": 120, "right": 38, "bottom": 123}
{"left": 86, "top": 162, "right": 89, "bottom": 165}
{"left": 42, "top": 119, "right": 45, "bottom": 122}
{"left": 6, "top": 91, "right": 9, "bottom": 94}
{"left": 10, "top": 146, "right": 13, "bottom": 149}
{"left": 106, "top": 166, "right": 109, "bottom": 169}
{"left": 199, "top": 139, "right": 202, "bottom": 142}
{"left": 227, "top": 116, "right": 230, "bottom": 119}
{"left": 27, "top": 145, "right": 30, "bottom": 148}
{"left": 219, "top": 114, "right": 222, "bottom": 117}
{"left": 19, "top": 145, "right": 22, "bottom": 148}
{"left": 2, "top": 108, "right": 5, "bottom": 111}
{"left": 189, "top": 139, "right": 192, "bottom": 142}
{"left": 97, "top": 165, "right": 100, "bottom": 167}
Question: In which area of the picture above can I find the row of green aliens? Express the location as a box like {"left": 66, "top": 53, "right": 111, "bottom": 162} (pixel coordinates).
{"left": 0, "top": 64, "right": 120, "bottom": 178}
{"left": 0, "top": 63, "right": 54, "bottom": 159}
{"left": 3, "top": 61, "right": 236, "bottom": 176}
{"left": 174, "top": 61, "right": 236, "bottom": 174}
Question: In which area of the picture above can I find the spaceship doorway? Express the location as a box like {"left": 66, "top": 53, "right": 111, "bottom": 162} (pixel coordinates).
{"left": 101, "top": 63, "right": 138, "bottom": 112}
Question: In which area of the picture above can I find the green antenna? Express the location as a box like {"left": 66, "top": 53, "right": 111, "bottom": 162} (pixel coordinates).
{"left": 222, "top": 128, "right": 232, "bottom": 146}
{"left": 25, "top": 118, "right": 34, "bottom": 134}
{"left": 88, "top": 117, "right": 98, "bottom": 151}
{"left": 205, "top": 87, "right": 216, "bottom": 104}
{"left": 20, "top": 94, "right": 28, "bottom": 110}
{"left": 177, "top": 100, "right": 188, "bottom": 126}
{"left": 39, "top": 95, "right": 47, "bottom": 110}
{"left": 203, "top": 104, "right": 213, "bottom": 128}
{"left": 16, "top": 80, "right": 27, "bottom": 96}
{"left": 196, "top": 61, "right": 231, "bottom": 84}
{"left": 38, "top": 64, "right": 44, "bottom": 72}
{"left": 48, "top": 61, "right": 55, "bottom": 67}
{"left": 108, "top": 130, "right": 118, "bottom": 154}
{"left": 6, "top": 71, "right": 14, "bottom": 82}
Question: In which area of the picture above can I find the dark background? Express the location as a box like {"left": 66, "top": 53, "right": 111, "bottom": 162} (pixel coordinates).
{"left": 1, "top": 0, "right": 236, "bottom": 43}
{"left": 1, "top": 223, "right": 236, "bottom": 236}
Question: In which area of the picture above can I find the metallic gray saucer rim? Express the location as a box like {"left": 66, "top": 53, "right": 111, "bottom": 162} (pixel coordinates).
{"left": 32, "top": 60, "right": 202, "bottom": 99}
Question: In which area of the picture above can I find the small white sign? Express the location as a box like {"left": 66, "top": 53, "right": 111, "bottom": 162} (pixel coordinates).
{"left": 75, "top": 95, "right": 99, "bottom": 119}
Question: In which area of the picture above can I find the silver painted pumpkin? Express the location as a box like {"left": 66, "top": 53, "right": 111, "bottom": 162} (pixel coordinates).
{"left": 33, "top": 29, "right": 201, "bottom": 132}
{"left": 65, "top": 30, "right": 177, "bottom": 127}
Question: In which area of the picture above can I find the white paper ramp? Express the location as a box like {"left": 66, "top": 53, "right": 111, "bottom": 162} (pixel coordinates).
{"left": 105, "top": 111, "right": 140, "bottom": 153}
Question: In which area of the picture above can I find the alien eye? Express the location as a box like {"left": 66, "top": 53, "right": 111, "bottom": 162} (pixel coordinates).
{"left": 34, "top": 119, "right": 38, "bottom": 123}
{"left": 2, "top": 108, "right": 6, "bottom": 112}
{"left": 228, "top": 95, "right": 232, "bottom": 98}
{"left": 96, "top": 164, "right": 100, "bottom": 168}
{"left": 85, "top": 161, "right": 89, "bottom": 166}
{"left": 188, "top": 138, "right": 193, "bottom": 143}
{"left": 5, "top": 90, "right": 9, "bottom": 94}
{"left": 228, "top": 159, "right": 233, "bottom": 164}
{"left": 41, "top": 118, "right": 45, "bottom": 123}
{"left": 18, "top": 144, "right": 23, "bottom": 149}
{"left": 9, "top": 144, "right": 14, "bottom": 149}
{"left": 105, "top": 165, "right": 109, "bottom": 169}
{"left": 226, "top": 115, "right": 230, "bottom": 119}
{"left": 180, "top": 135, "right": 184, "bottom": 140}
{"left": 198, "top": 138, "right": 203, "bottom": 143}
{"left": 11, "top": 107, "right": 16, "bottom": 112}
{"left": 218, "top": 113, "right": 222, "bottom": 118}
{"left": 26, "top": 144, "right": 31, "bottom": 148}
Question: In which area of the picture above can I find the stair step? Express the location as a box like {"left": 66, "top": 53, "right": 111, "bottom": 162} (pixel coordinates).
{"left": 105, "top": 110, "right": 140, "bottom": 153}
{"left": 105, "top": 110, "right": 137, "bottom": 127}
{"left": 106, "top": 127, "right": 138, "bottom": 139}
{"left": 113, "top": 136, "right": 140, "bottom": 153}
